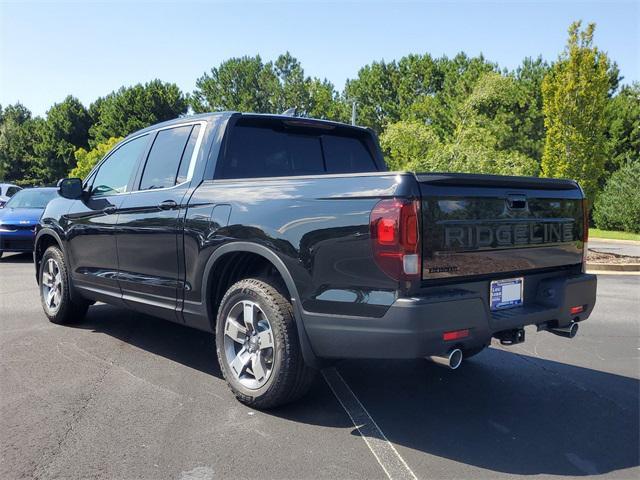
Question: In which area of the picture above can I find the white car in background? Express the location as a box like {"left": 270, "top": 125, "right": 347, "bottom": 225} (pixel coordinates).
{"left": 0, "top": 183, "right": 22, "bottom": 208}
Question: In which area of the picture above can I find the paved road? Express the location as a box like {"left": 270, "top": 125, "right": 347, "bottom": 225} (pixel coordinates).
{"left": 589, "top": 239, "right": 640, "bottom": 258}
{"left": 1, "top": 252, "right": 638, "bottom": 480}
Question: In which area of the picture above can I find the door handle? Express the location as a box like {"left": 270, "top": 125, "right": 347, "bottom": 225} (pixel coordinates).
{"left": 102, "top": 205, "right": 116, "bottom": 214}
{"left": 158, "top": 200, "right": 177, "bottom": 210}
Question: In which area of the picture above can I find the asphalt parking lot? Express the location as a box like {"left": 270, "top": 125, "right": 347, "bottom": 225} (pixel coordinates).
{"left": 1, "top": 252, "right": 638, "bottom": 480}
{"left": 589, "top": 239, "right": 640, "bottom": 258}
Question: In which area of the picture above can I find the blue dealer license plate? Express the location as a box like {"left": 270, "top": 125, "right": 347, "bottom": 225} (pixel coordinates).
{"left": 490, "top": 277, "right": 523, "bottom": 310}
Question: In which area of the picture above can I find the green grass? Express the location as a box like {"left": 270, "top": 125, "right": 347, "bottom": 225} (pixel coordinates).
{"left": 589, "top": 228, "right": 640, "bottom": 241}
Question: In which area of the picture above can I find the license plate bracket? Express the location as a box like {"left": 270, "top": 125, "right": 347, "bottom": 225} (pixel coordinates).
{"left": 490, "top": 277, "right": 523, "bottom": 310}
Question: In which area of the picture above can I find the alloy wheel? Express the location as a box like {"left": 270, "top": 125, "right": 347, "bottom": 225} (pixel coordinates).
{"left": 223, "top": 300, "right": 275, "bottom": 390}
{"left": 42, "top": 258, "right": 63, "bottom": 313}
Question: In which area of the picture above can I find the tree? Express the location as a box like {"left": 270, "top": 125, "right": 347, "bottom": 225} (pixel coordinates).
{"left": 0, "top": 103, "right": 31, "bottom": 125}
{"left": 380, "top": 120, "right": 442, "bottom": 171}
{"left": 605, "top": 83, "right": 640, "bottom": 174}
{"left": 593, "top": 161, "right": 640, "bottom": 233}
{"left": 192, "top": 55, "right": 279, "bottom": 113}
{"left": 70, "top": 137, "right": 122, "bottom": 179}
{"left": 381, "top": 119, "right": 537, "bottom": 177}
{"left": 33, "top": 95, "right": 92, "bottom": 183}
{"left": 274, "top": 53, "right": 347, "bottom": 120}
{"left": 409, "top": 53, "right": 497, "bottom": 140}
{"left": 540, "top": 22, "right": 611, "bottom": 203}
{"left": 192, "top": 53, "right": 346, "bottom": 120}
{"left": 380, "top": 71, "right": 539, "bottom": 177}
{"left": 344, "top": 60, "right": 401, "bottom": 133}
{"left": 436, "top": 124, "right": 538, "bottom": 176}
{"left": 508, "top": 57, "right": 549, "bottom": 162}
{"left": 396, "top": 54, "right": 443, "bottom": 115}
{"left": 344, "top": 53, "right": 498, "bottom": 135}
{"left": 273, "top": 52, "right": 308, "bottom": 112}
{"left": 90, "top": 80, "right": 187, "bottom": 144}
{"left": 0, "top": 103, "right": 39, "bottom": 184}
{"left": 306, "top": 78, "right": 349, "bottom": 121}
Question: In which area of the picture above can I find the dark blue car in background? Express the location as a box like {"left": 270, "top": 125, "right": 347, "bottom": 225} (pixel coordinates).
{"left": 0, "top": 187, "right": 57, "bottom": 259}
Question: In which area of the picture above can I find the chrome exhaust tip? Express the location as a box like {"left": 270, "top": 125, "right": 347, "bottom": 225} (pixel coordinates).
{"left": 428, "top": 348, "right": 463, "bottom": 370}
{"left": 548, "top": 322, "right": 579, "bottom": 339}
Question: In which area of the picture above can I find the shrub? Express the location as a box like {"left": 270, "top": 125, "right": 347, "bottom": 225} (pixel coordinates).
{"left": 593, "top": 162, "right": 640, "bottom": 233}
{"left": 380, "top": 120, "right": 538, "bottom": 176}
{"left": 379, "top": 120, "right": 442, "bottom": 171}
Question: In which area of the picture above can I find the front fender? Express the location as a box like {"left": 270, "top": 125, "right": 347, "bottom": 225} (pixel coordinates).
{"left": 34, "top": 227, "right": 66, "bottom": 280}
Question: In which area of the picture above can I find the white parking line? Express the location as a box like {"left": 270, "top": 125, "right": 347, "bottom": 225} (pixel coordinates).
{"left": 322, "top": 367, "right": 418, "bottom": 480}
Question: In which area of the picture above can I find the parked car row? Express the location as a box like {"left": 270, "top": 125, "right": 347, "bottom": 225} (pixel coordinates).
{"left": 0, "top": 187, "right": 58, "bottom": 259}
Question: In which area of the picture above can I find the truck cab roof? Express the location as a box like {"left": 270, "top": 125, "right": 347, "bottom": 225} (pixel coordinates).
{"left": 124, "top": 112, "right": 371, "bottom": 141}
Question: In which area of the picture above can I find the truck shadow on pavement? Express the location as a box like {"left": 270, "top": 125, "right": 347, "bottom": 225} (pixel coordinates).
{"left": 76, "top": 303, "right": 223, "bottom": 379}
{"left": 78, "top": 304, "right": 639, "bottom": 478}
{"left": 0, "top": 252, "right": 33, "bottom": 263}
{"left": 330, "top": 351, "right": 640, "bottom": 477}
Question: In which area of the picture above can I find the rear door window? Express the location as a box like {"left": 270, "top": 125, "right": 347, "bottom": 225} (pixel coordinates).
{"left": 139, "top": 125, "right": 194, "bottom": 190}
{"left": 176, "top": 125, "right": 201, "bottom": 184}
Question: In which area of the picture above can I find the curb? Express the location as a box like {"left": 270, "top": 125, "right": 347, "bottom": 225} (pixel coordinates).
{"left": 586, "top": 270, "right": 640, "bottom": 276}
{"left": 586, "top": 262, "right": 640, "bottom": 272}
{"left": 589, "top": 238, "right": 640, "bottom": 246}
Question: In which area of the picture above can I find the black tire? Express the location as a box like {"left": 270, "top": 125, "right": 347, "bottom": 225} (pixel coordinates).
{"left": 39, "top": 246, "right": 89, "bottom": 325}
{"left": 0, "top": 251, "right": 3, "bottom": 259}
{"left": 215, "top": 277, "right": 316, "bottom": 409}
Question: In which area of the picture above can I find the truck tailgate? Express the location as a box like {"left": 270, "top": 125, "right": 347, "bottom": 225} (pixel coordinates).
{"left": 417, "top": 173, "right": 586, "bottom": 281}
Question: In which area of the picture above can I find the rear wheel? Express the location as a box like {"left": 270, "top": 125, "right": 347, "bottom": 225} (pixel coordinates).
{"left": 215, "top": 278, "right": 315, "bottom": 409}
{"left": 39, "top": 246, "right": 89, "bottom": 324}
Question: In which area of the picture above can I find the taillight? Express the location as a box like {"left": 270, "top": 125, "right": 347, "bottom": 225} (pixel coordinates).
{"left": 370, "top": 198, "right": 420, "bottom": 281}
{"left": 582, "top": 198, "right": 589, "bottom": 273}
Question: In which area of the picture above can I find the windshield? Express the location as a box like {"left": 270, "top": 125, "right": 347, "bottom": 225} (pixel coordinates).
{"left": 5, "top": 189, "right": 57, "bottom": 209}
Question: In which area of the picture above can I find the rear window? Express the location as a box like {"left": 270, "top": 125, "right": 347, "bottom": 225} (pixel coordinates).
{"left": 216, "top": 121, "right": 378, "bottom": 179}
{"left": 6, "top": 186, "right": 21, "bottom": 197}
{"left": 322, "top": 135, "right": 377, "bottom": 174}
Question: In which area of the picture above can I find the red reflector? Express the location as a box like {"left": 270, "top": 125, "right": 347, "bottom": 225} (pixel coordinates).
{"left": 443, "top": 329, "right": 470, "bottom": 341}
{"left": 570, "top": 305, "right": 584, "bottom": 315}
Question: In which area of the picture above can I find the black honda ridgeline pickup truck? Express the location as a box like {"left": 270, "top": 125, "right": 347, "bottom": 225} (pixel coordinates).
{"left": 35, "top": 113, "right": 596, "bottom": 408}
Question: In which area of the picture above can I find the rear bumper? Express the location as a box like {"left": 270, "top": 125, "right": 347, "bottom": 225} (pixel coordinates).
{"left": 303, "top": 273, "right": 597, "bottom": 359}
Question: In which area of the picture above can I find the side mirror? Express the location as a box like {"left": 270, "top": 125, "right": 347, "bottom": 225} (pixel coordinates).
{"left": 57, "top": 178, "right": 83, "bottom": 200}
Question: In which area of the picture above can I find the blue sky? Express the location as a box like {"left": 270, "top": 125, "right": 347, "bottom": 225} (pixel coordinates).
{"left": 1, "top": 0, "right": 638, "bottom": 117}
